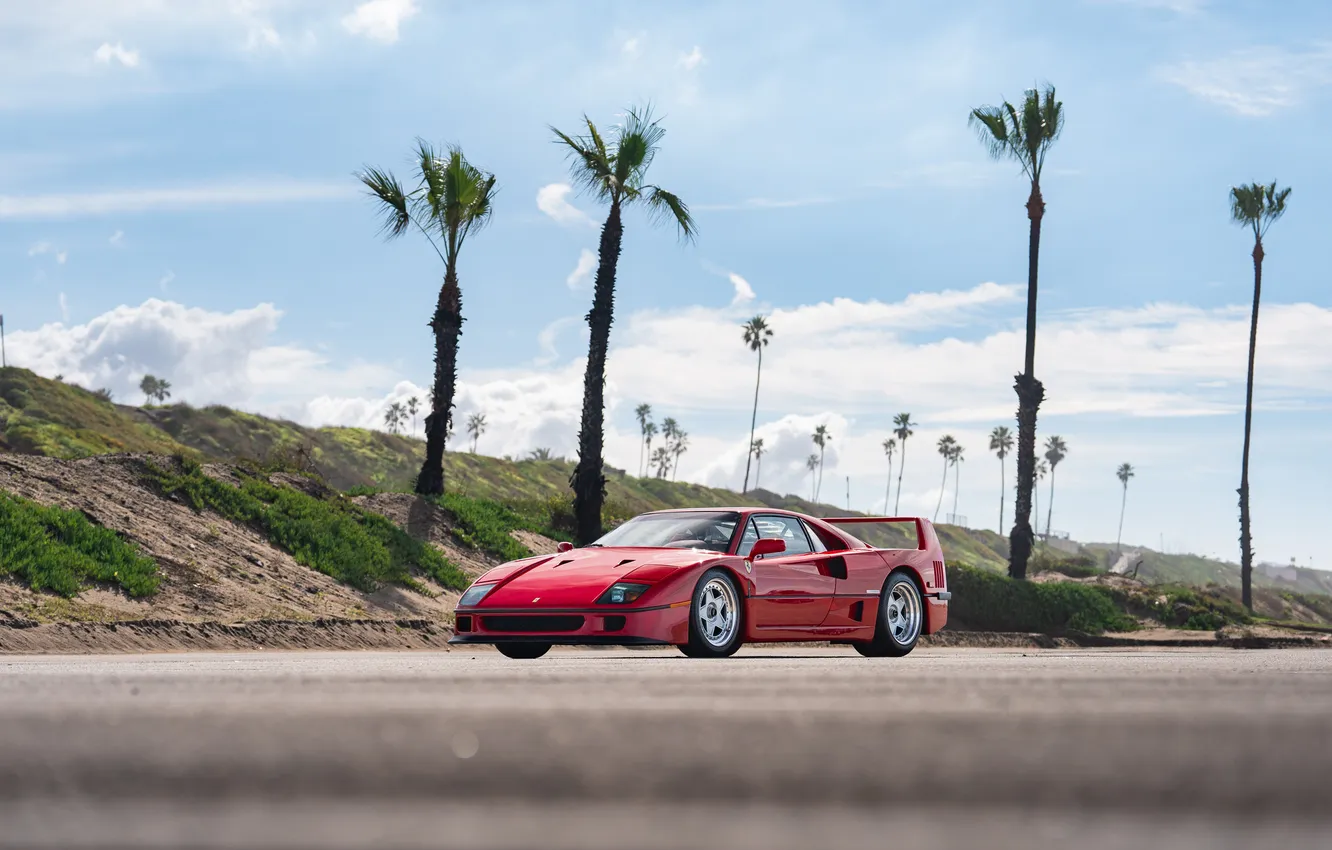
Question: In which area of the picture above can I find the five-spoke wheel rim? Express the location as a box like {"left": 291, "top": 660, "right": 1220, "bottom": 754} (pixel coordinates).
{"left": 697, "top": 577, "right": 738, "bottom": 648}
{"left": 886, "top": 581, "right": 922, "bottom": 645}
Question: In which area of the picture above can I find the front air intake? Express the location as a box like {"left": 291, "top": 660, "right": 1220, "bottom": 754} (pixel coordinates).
{"left": 481, "top": 615, "right": 585, "bottom": 633}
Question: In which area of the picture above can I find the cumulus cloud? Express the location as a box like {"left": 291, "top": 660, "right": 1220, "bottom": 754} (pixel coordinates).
{"left": 566, "top": 249, "right": 597, "bottom": 290}
{"left": 341, "top": 0, "right": 418, "bottom": 44}
{"left": 93, "top": 42, "right": 141, "bottom": 68}
{"left": 536, "top": 183, "right": 595, "bottom": 228}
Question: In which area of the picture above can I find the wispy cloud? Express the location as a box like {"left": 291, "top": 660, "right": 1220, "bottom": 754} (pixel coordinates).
{"left": 679, "top": 45, "right": 705, "bottom": 71}
{"left": 1161, "top": 44, "right": 1332, "bottom": 116}
{"left": 566, "top": 249, "right": 597, "bottom": 290}
{"left": 28, "top": 241, "right": 67, "bottom": 263}
{"left": 1094, "top": 0, "right": 1207, "bottom": 13}
{"left": 93, "top": 42, "right": 141, "bottom": 68}
{"left": 341, "top": 0, "right": 418, "bottom": 44}
{"left": 729, "top": 273, "right": 755, "bottom": 306}
{"left": 536, "top": 183, "right": 595, "bottom": 228}
{"left": 58, "top": 292, "right": 69, "bottom": 322}
{"left": 159, "top": 271, "right": 175, "bottom": 293}
{"left": 0, "top": 179, "right": 355, "bottom": 220}
{"left": 109, "top": 230, "right": 125, "bottom": 247}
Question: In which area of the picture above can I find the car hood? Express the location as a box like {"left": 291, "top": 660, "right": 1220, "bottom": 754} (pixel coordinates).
{"left": 474, "top": 546, "right": 719, "bottom": 608}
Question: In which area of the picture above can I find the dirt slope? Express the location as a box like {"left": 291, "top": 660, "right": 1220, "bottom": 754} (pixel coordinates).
{"left": 0, "top": 454, "right": 554, "bottom": 630}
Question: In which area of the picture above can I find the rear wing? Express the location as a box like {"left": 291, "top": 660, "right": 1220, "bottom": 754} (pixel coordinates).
{"left": 821, "top": 516, "right": 942, "bottom": 556}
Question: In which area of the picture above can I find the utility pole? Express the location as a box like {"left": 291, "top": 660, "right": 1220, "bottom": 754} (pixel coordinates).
{"left": 1, "top": 313, "right": 6, "bottom": 368}
{"left": 846, "top": 476, "right": 850, "bottom": 512}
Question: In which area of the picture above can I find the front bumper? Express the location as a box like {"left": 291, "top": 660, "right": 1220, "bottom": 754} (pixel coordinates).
{"left": 450, "top": 603, "right": 689, "bottom": 646}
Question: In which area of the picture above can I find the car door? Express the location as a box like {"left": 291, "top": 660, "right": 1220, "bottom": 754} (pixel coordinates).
{"left": 741, "top": 515, "right": 836, "bottom": 628}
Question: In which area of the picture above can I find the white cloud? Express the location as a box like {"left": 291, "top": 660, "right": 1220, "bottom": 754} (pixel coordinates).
{"left": 535, "top": 316, "right": 582, "bottom": 367}
{"left": 93, "top": 42, "right": 141, "bottom": 68}
{"left": 622, "top": 36, "right": 641, "bottom": 56}
{"left": 159, "top": 271, "right": 175, "bottom": 293}
{"left": 1161, "top": 45, "right": 1332, "bottom": 116}
{"left": 679, "top": 45, "right": 705, "bottom": 71}
{"left": 536, "top": 183, "right": 595, "bottom": 228}
{"left": 27, "top": 241, "right": 54, "bottom": 257}
{"left": 58, "top": 293, "right": 69, "bottom": 322}
{"left": 566, "top": 249, "right": 597, "bottom": 290}
{"left": 56, "top": 251, "right": 67, "bottom": 265}
{"left": 728, "top": 272, "right": 755, "bottom": 305}
{"left": 0, "top": 179, "right": 355, "bottom": 220}
{"left": 341, "top": 0, "right": 418, "bottom": 44}
{"left": 109, "top": 230, "right": 125, "bottom": 247}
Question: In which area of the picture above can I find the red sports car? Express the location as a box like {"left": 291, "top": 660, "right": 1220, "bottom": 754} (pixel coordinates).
{"left": 450, "top": 508, "right": 950, "bottom": 659}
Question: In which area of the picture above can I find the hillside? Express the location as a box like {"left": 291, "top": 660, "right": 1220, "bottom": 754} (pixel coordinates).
{"left": 4, "top": 365, "right": 1327, "bottom": 593}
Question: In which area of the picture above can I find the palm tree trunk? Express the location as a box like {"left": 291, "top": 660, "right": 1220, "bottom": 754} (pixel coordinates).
{"left": 415, "top": 264, "right": 463, "bottom": 496}
{"left": 816, "top": 446, "right": 825, "bottom": 501}
{"left": 998, "top": 455, "right": 1005, "bottom": 535}
{"left": 755, "top": 453, "right": 762, "bottom": 491}
{"left": 952, "top": 461, "right": 960, "bottom": 519}
{"left": 1239, "top": 239, "right": 1263, "bottom": 611}
{"left": 1009, "top": 183, "right": 1046, "bottom": 580}
{"left": 933, "top": 458, "right": 947, "bottom": 522}
{"left": 894, "top": 439, "right": 908, "bottom": 515}
{"left": 638, "top": 434, "right": 645, "bottom": 478}
{"left": 884, "top": 457, "right": 893, "bottom": 515}
{"left": 571, "top": 200, "right": 623, "bottom": 544}
{"left": 1116, "top": 482, "right": 1128, "bottom": 556}
{"left": 742, "top": 348, "right": 762, "bottom": 492}
{"left": 1045, "top": 466, "right": 1057, "bottom": 540}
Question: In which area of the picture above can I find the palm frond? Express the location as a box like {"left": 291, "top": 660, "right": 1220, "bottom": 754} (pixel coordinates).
{"left": 551, "top": 121, "right": 615, "bottom": 200}
{"left": 642, "top": 185, "right": 695, "bottom": 242}
{"left": 357, "top": 166, "right": 412, "bottom": 240}
{"left": 414, "top": 138, "right": 448, "bottom": 230}
{"left": 612, "top": 104, "right": 664, "bottom": 187}
{"left": 968, "top": 106, "right": 1011, "bottom": 161}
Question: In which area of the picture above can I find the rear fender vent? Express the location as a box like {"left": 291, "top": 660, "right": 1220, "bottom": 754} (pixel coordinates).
{"left": 824, "top": 555, "right": 847, "bottom": 580}
{"left": 931, "top": 560, "right": 945, "bottom": 588}
{"left": 849, "top": 601, "right": 864, "bottom": 622}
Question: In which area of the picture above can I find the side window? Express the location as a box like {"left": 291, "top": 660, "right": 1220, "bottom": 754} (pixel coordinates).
{"left": 752, "top": 515, "right": 813, "bottom": 556}
{"left": 736, "top": 518, "right": 759, "bottom": 554}
{"left": 802, "top": 521, "right": 829, "bottom": 553}
{"left": 803, "top": 521, "right": 848, "bottom": 553}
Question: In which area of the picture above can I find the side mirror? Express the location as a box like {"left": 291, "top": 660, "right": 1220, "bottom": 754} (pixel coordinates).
{"left": 748, "top": 537, "right": 786, "bottom": 560}
{"left": 557, "top": 541, "right": 575, "bottom": 553}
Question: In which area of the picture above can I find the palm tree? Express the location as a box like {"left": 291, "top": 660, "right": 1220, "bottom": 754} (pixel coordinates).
{"left": 933, "top": 435, "right": 957, "bottom": 522}
{"left": 882, "top": 438, "right": 897, "bottom": 515}
{"left": 950, "top": 443, "right": 966, "bottom": 522}
{"left": 651, "top": 446, "right": 672, "bottom": 479}
{"left": 384, "top": 403, "right": 403, "bottom": 435}
{"left": 359, "top": 142, "right": 496, "bottom": 496}
{"left": 139, "top": 374, "right": 160, "bottom": 406}
{"left": 406, "top": 396, "right": 420, "bottom": 436}
{"left": 751, "top": 438, "right": 766, "bottom": 492}
{"left": 1115, "top": 462, "right": 1135, "bottom": 557}
{"left": 805, "top": 454, "right": 819, "bottom": 501}
{"left": 989, "top": 426, "right": 1014, "bottom": 534}
{"left": 634, "top": 403, "right": 653, "bottom": 477}
{"left": 892, "top": 413, "right": 916, "bottom": 515}
{"left": 1043, "top": 435, "right": 1068, "bottom": 539}
{"left": 467, "top": 412, "right": 487, "bottom": 454}
{"left": 740, "top": 315, "right": 774, "bottom": 492}
{"left": 670, "top": 430, "right": 689, "bottom": 482}
{"left": 1033, "top": 458, "right": 1048, "bottom": 539}
{"left": 812, "top": 424, "right": 831, "bottom": 501}
{"left": 1230, "top": 181, "right": 1291, "bottom": 611}
{"left": 552, "top": 106, "right": 696, "bottom": 544}
{"left": 970, "top": 84, "right": 1064, "bottom": 579}
{"left": 643, "top": 421, "right": 658, "bottom": 477}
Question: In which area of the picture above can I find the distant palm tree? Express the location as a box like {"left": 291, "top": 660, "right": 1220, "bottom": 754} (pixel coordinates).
{"left": 751, "top": 438, "right": 766, "bottom": 492}
{"left": 1230, "top": 181, "right": 1291, "bottom": 611}
{"left": 670, "top": 430, "right": 689, "bottom": 482}
{"left": 359, "top": 141, "right": 496, "bottom": 496}
{"left": 741, "top": 315, "right": 773, "bottom": 492}
{"left": 406, "top": 396, "right": 420, "bottom": 436}
{"left": 139, "top": 374, "right": 171, "bottom": 405}
{"left": 812, "top": 424, "right": 831, "bottom": 501}
{"left": 553, "top": 105, "right": 696, "bottom": 544}
{"left": 384, "top": 403, "right": 404, "bottom": 435}
{"left": 882, "top": 437, "right": 897, "bottom": 515}
{"left": 970, "top": 83, "right": 1064, "bottom": 580}
{"left": 1043, "top": 435, "right": 1068, "bottom": 538}
{"left": 949, "top": 443, "right": 966, "bottom": 522}
{"left": 933, "top": 435, "right": 957, "bottom": 522}
{"left": 805, "top": 454, "right": 819, "bottom": 501}
{"left": 989, "top": 426, "right": 1014, "bottom": 534}
{"left": 643, "top": 421, "right": 658, "bottom": 477}
{"left": 467, "top": 412, "right": 487, "bottom": 454}
{"left": 1116, "top": 462, "right": 1135, "bottom": 556}
{"left": 527, "top": 447, "right": 555, "bottom": 461}
{"left": 1033, "top": 458, "right": 1048, "bottom": 539}
{"left": 634, "top": 403, "right": 653, "bottom": 477}
{"left": 651, "top": 446, "right": 672, "bottom": 479}
{"left": 892, "top": 413, "right": 916, "bottom": 515}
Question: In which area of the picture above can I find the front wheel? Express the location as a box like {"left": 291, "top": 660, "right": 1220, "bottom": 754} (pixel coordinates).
{"left": 853, "top": 572, "right": 923, "bottom": 658}
{"left": 497, "top": 643, "right": 551, "bottom": 659}
{"left": 683, "top": 568, "right": 744, "bottom": 658}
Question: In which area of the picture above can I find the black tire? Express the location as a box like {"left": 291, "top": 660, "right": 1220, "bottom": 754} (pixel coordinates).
{"left": 497, "top": 643, "right": 551, "bottom": 659}
{"left": 683, "top": 568, "right": 744, "bottom": 658}
{"left": 853, "top": 572, "right": 923, "bottom": 658}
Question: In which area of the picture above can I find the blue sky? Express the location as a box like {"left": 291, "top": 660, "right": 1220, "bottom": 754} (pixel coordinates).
{"left": 2, "top": 0, "right": 1331, "bottom": 568}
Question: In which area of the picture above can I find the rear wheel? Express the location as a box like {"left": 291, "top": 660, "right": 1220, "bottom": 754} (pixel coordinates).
{"left": 683, "top": 569, "right": 743, "bottom": 658}
{"left": 497, "top": 643, "right": 551, "bottom": 659}
{"left": 854, "top": 572, "right": 923, "bottom": 658}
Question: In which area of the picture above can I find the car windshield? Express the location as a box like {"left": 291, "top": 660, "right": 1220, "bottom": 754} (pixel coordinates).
{"left": 591, "top": 511, "right": 741, "bottom": 553}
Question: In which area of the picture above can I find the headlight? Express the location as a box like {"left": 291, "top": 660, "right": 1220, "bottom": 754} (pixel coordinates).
{"left": 458, "top": 583, "right": 496, "bottom": 607}
{"left": 596, "top": 582, "right": 650, "bottom": 605}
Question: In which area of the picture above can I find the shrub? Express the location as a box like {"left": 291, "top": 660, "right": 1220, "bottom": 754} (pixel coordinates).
{"left": 949, "top": 564, "right": 1137, "bottom": 635}
{"left": 435, "top": 493, "right": 535, "bottom": 562}
{"left": 0, "top": 492, "right": 160, "bottom": 597}
{"left": 1030, "top": 551, "right": 1102, "bottom": 579}
{"left": 146, "top": 457, "right": 468, "bottom": 592}
{"left": 1144, "top": 585, "right": 1250, "bottom": 630}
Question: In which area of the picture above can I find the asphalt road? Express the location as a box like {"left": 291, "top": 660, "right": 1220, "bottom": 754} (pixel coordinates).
{"left": 1, "top": 646, "right": 1331, "bottom": 849}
